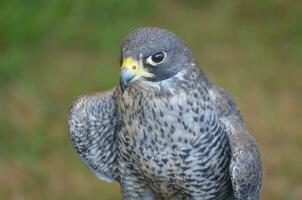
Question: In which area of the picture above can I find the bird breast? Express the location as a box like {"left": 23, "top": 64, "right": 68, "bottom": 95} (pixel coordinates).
{"left": 117, "top": 90, "right": 231, "bottom": 191}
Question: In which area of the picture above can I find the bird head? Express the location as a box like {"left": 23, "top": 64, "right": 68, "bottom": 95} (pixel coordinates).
{"left": 119, "top": 27, "right": 194, "bottom": 93}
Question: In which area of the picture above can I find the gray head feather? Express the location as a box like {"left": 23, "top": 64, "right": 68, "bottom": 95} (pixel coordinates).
{"left": 121, "top": 27, "right": 195, "bottom": 82}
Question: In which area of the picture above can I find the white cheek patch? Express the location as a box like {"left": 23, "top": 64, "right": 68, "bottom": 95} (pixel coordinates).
{"left": 158, "top": 70, "right": 186, "bottom": 94}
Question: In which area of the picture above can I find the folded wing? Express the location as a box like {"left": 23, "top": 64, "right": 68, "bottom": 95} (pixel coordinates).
{"left": 227, "top": 124, "right": 262, "bottom": 200}
{"left": 68, "top": 90, "right": 118, "bottom": 182}
{"left": 212, "top": 86, "right": 262, "bottom": 200}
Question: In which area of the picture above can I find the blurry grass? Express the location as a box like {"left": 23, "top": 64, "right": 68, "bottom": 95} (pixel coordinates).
{"left": 0, "top": 0, "right": 302, "bottom": 199}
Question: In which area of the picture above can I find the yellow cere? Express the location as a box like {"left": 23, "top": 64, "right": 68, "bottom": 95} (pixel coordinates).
{"left": 121, "top": 57, "right": 154, "bottom": 77}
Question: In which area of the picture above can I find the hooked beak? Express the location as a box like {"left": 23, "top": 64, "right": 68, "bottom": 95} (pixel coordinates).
{"left": 119, "top": 57, "right": 153, "bottom": 93}
{"left": 119, "top": 67, "right": 135, "bottom": 93}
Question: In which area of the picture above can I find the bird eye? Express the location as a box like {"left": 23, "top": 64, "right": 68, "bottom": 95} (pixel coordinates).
{"left": 146, "top": 51, "right": 166, "bottom": 66}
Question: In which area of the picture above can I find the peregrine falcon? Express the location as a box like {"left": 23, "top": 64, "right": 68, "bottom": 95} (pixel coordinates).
{"left": 68, "top": 27, "right": 262, "bottom": 200}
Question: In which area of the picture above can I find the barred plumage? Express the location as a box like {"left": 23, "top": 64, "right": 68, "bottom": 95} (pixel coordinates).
{"left": 68, "top": 27, "right": 262, "bottom": 200}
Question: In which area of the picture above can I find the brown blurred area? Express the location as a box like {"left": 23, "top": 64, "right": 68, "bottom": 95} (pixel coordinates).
{"left": 0, "top": 0, "right": 301, "bottom": 199}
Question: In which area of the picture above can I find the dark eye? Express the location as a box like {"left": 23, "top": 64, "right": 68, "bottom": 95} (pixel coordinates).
{"left": 146, "top": 51, "right": 167, "bottom": 66}
{"left": 152, "top": 52, "right": 165, "bottom": 63}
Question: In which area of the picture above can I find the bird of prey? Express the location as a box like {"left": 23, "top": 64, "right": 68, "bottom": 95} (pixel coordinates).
{"left": 68, "top": 27, "right": 262, "bottom": 200}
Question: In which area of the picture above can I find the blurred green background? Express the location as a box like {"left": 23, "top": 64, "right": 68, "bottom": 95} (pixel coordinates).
{"left": 0, "top": 0, "right": 302, "bottom": 199}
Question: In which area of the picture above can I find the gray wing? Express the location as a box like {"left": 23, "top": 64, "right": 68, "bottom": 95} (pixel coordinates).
{"left": 212, "top": 86, "right": 262, "bottom": 200}
{"left": 226, "top": 123, "right": 262, "bottom": 200}
{"left": 68, "top": 89, "right": 119, "bottom": 183}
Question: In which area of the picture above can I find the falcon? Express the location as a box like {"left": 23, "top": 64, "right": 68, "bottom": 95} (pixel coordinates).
{"left": 68, "top": 27, "right": 262, "bottom": 200}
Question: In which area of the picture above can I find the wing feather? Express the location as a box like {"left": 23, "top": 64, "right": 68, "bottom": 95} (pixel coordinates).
{"left": 68, "top": 89, "right": 118, "bottom": 182}
{"left": 211, "top": 86, "right": 262, "bottom": 200}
